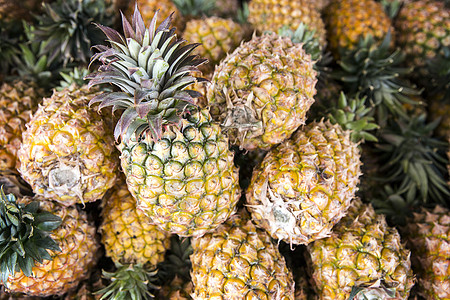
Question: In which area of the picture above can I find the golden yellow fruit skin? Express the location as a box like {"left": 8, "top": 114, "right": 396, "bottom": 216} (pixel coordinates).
{"left": 0, "top": 81, "right": 44, "bottom": 172}
{"left": 248, "top": 0, "right": 327, "bottom": 46}
{"left": 324, "top": 0, "right": 393, "bottom": 58}
{"left": 118, "top": 109, "right": 241, "bottom": 238}
{"left": 395, "top": 0, "right": 450, "bottom": 74}
{"left": 207, "top": 34, "right": 317, "bottom": 151}
{"left": 17, "top": 85, "right": 118, "bottom": 206}
{"left": 100, "top": 176, "right": 171, "bottom": 266}
{"left": 5, "top": 198, "right": 100, "bottom": 297}
{"left": 405, "top": 206, "right": 450, "bottom": 300}
{"left": 128, "top": 0, "right": 185, "bottom": 31}
{"left": 190, "top": 211, "right": 295, "bottom": 299}
{"left": 246, "top": 120, "right": 361, "bottom": 245}
{"left": 183, "top": 17, "right": 245, "bottom": 74}
{"left": 307, "top": 199, "right": 414, "bottom": 300}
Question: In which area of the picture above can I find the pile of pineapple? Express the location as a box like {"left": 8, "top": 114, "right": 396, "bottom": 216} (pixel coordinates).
{"left": 0, "top": 0, "right": 449, "bottom": 299}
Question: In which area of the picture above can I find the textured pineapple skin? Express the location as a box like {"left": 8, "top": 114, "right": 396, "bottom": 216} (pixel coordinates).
{"left": 207, "top": 34, "right": 317, "bottom": 151}
{"left": 183, "top": 16, "right": 245, "bottom": 74}
{"left": 395, "top": 0, "right": 450, "bottom": 76}
{"left": 128, "top": 0, "right": 185, "bottom": 31}
{"left": 190, "top": 211, "right": 295, "bottom": 299}
{"left": 429, "top": 98, "right": 450, "bottom": 139}
{"left": 0, "top": 81, "right": 44, "bottom": 172}
{"left": 248, "top": 0, "right": 327, "bottom": 46}
{"left": 324, "top": 0, "right": 393, "bottom": 57}
{"left": 246, "top": 120, "right": 361, "bottom": 245}
{"left": 100, "top": 175, "right": 171, "bottom": 266}
{"left": 17, "top": 85, "right": 118, "bottom": 206}
{"left": 18, "top": 86, "right": 119, "bottom": 205}
{"left": 307, "top": 199, "right": 414, "bottom": 300}
{"left": 404, "top": 206, "right": 450, "bottom": 300}
{"left": 5, "top": 198, "right": 100, "bottom": 297}
{"left": 118, "top": 109, "right": 241, "bottom": 238}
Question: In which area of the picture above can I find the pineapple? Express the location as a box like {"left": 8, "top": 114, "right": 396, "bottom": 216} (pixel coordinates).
{"left": 18, "top": 85, "right": 118, "bottom": 206}
{"left": 245, "top": 93, "right": 377, "bottom": 246}
{"left": 403, "top": 206, "right": 449, "bottom": 299}
{"left": 212, "top": 0, "right": 240, "bottom": 17}
{"left": 248, "top": 0, "right": 327, "bottom": 46}
{"left": 0, "top": 192, "right": 100, "bottom": 297}
{"left": 0, "top": 81, "right": 44, "bottom": 172}
{"left": 307, "top": 198, "right": 415, "bottom": 300}
{"left": 190, "top": 210, "right": 295, "bottom": 299}
{"left": 207, "top": 32, "right": 317, "bottom": 151}
{"left": 0, "top": 0, "right": 46, "bottom": 21}
{"left": 394, "top": 0, "right": 450, "bottom": 77}
{"left": 323, "top": 0, "right": 393, "bottom": 58}
{"left": 182, "top": 16, "right": 246, "bottom": 74}
{"left": 100, "top": 175, "right": 171, "bottom": 266}
{"left": 87, "top": 8, "right": 241, "bottom": 237}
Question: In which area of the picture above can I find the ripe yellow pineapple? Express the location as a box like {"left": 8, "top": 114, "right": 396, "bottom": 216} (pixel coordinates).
{"left": 100, "top": 176, "right": 171, "bottom": 266}
{"left": 248, "top": 0, "right": 327, "bottom": 46}
{"left": 2, "top": 195, "right": 100, "bottom": 297}
{"left": 183, "top": 16, "right": 246, "bottom": 74}
{"left": 88, "top": 8, "right": 241, "bottom": 237}
{"left": 403, "top": 206, "right": 449, "bottom": 300}
{"left": 190, "top": 210, "right": 295, "bottom": 299}
{"left": 207, "top": 33, "right": 317, "bottom": 150}
{"left": 246, "top": 119, "right": 361, "bottom": 245}
{"left": 394, "top": 0, "right": 449, "bottom": 76}
{"left": 18, "top": 85, "right": 118, "bottom": 206}
{"left": 307, "top": 198, "right": 415, "bottom": 300}
{"left": 324, "top": 0, "right": 393, "bottom": 58}
{"left": 0, "top": 81, "right": 44, "bottom": 172}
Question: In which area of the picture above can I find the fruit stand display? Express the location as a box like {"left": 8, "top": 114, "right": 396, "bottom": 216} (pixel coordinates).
{"left": 0, "top": 0, "right": 448, "bottom": 299}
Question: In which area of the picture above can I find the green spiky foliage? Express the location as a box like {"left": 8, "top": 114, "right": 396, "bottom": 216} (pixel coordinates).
{"left": 0, "top": 189, "right": 61, "bottom": 284}
{"left": 379, "top": 0, "right": 402, "bottom": 19}
{"left": 33, "top": 0, "right": 114, "bottom": 67}
{"left": 327, "top": 92, "right": 379, "bottom": 143}
{"left": 424, "top": 46, "right": 450, "bottom": 102}
{"left": 277, "top": 23, "right": 323, "bottom": 62}
{"left": 333, "top": 32, "right": 421, "bottom": 128}
{"left": 56, "top": 67, "right": 90, "bottom": 91}
{"left": 171, "top": 0, "right": 216, "bottom": 18}
{"left": 96, "top": 263, "right": 158, "bottom": 300}
{"left": 373, "top": 114, "right": 450, "bottom": 208}
{"left": 7, "top": 23, "right": 61, "bottom": 91}
{"left": 87, "top": 8, "right": 205, "bottom": 142}
{"left": 0, "top": 20, "right": 24, "bottom": 78}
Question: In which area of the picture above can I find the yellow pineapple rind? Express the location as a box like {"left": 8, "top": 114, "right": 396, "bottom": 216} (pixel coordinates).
{"left": 405, "top": 206, "right": 450, "bottom": 300}
{"left": 307, "top": 199, "right": 414, "bottom": 300}
{"left": 246, "top": 120, "right": 361, "bottom": 245}
{"left": 17, "top": 85, "right": 119, "bottom": 206}
{"left": 207, "top": 33, "right": 317, "bottom": 151}
{"left": 190, "top": 211, "right": 295, "bottom": 299}
{"left": 100, "top": 176, "right": 171, "bottom": 266}
{"left": 119, "top": 109, "right": 241, "bottom": 237}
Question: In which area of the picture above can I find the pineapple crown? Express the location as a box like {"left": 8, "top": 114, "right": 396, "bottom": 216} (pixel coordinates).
{"left": 87, "top": 5, "right": 206, "bottom": 142}
{"left": 375, "top": 114, "right": 450, "bottom": 205}
{"left": 378, "top": 0, "right": 402, "bottom": 19}
{"left": 171, "top": 0, "right": 216, "bottom": 18}
{"left": 327, "top": 92, "right": 379, "bottom": 143}
{"left": 57, "top": 67, "right": 91, "bottom": 91}
{"left": 33, "top": 0, "right": 114, "bottom": 67}
{"left": 333, "top": 32, "right": 421, "bottom": 128}
{"left": 0, "top": 19, "right": 24, "bottom": 77}
{"left": 7, "top": 23, "right": 60, "bottom": 90}
{"left": 277, "top": 23, "right": 323, "bottom": 62}
{"left": 0, "top": 189, "right": 61, "bottom": 283}
{"left": 156, "top": 236, "right": 192, "bottom": 285}
{"left": 96, "top": 262, "right": 158, "bottom": 300}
